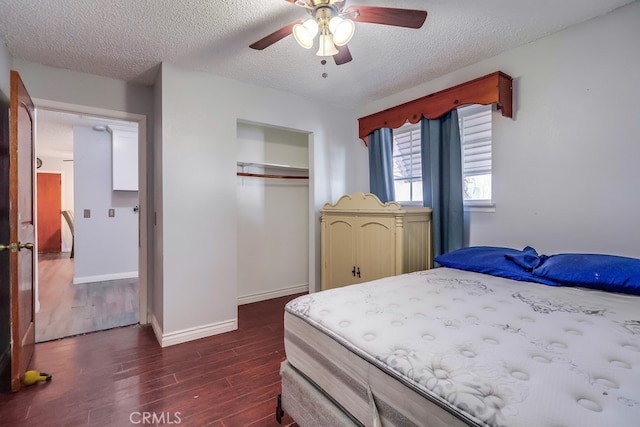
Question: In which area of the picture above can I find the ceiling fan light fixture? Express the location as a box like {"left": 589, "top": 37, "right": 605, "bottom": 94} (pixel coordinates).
{"left": 250, "top": 3, "right": 428, "bottom": 66}
{"left": 329, "top": 17, "right": 355, "bottom": 46}
{"left": 316, "top": 34, "right": 339, "bottom": 57}
{"left": 293, "top": 18, "right": 318, "bottom": 49}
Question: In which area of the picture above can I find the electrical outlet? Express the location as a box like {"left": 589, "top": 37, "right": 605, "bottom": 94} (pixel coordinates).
{"left": 108, "top": 209, "right": 115, "bottom": 217}
{"left": 84, "top": 209, "right": 90, "bottom": 218}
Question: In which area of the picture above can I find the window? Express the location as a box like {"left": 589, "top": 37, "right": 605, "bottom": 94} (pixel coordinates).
{"left": 392, "top": 122, "right": 423, "bottom": 203}
{"left": 458, "top": 104, "right": 492, "bottom": 202}
{"left": 392, "top": 104, "right": 493, "bottom": 204}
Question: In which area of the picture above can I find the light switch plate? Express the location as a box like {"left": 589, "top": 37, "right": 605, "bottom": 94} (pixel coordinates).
{"left": 84, "top": 209, "right": 90, "bottom": 218}
{"left": 108, "top": 209, "right": 115, "bottom": 217}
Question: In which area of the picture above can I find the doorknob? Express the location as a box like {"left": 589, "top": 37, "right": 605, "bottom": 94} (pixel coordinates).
{"left": 18, "top": 242, "right": 34, "bottom": 251}
{"left": 0, "top": 242, "right": 33, "bottom": 252}
{"left": 0, "top": 242, "right": 18, "bottom": 252}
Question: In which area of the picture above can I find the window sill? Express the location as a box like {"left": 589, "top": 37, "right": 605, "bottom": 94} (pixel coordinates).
{"left": 464, "top": 201, "right": 496, "bottom": 213}
{"left": 397, "top": 201, "right": 496, "bottom": 213}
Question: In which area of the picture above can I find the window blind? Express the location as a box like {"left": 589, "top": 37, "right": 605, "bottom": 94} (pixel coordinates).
{"left": 392, "top": 123, "right": 421, "bottom": 182}
{"left": 458, "top": 104, "right": 492, "bottom": 178}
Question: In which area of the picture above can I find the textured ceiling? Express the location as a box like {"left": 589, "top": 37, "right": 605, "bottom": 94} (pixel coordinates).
{"left": 0, "top": 0, "right": 635, "bottom": 109}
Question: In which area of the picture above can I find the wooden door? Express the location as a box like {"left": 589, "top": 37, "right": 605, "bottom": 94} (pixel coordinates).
{"left": 6, "top": 71, "right": 36, "bottom": 392}
{"left": 356, "top": 217, "right": 396, "bottom": 283}
{"left": 36, "top": 173, "right": 62, "bottom": 253}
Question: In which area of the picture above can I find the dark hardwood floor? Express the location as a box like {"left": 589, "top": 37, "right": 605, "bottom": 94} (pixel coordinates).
{"left": 0, "top": 294, "right": 302, "bottom": 426}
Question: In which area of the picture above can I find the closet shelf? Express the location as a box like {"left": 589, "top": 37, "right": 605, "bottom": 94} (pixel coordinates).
{"left": 237, "top": 161, "right": 307, "bottom": 172}
{"left": 236, "top": 161, "right": 309, "bottom": 180}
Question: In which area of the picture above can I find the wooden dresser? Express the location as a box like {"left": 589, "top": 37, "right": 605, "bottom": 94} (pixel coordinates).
{"left": 321, "top": 192, "right": 432, "bottom": 290}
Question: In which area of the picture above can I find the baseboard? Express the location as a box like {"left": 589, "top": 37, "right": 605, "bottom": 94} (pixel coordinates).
{"left": 149, "top": 313, "right": 238, "bottom": 348}
{"left": 73, "top": 271, "right": 138, "bottom": 285}
{"left": 238, "top": 283, "right": 309, "bottom": 306}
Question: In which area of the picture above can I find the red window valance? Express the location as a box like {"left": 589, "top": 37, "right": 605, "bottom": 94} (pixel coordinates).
{"left": 358, "top": 71, "right": 513, "bottom": 145}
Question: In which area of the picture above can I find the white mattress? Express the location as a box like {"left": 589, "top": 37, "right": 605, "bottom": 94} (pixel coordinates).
{"left": 284, "top": 267, "right": 640, "bottom": 427}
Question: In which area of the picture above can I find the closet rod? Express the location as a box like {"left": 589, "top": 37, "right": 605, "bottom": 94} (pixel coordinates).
{"left": 237, "top": 172, "right": 308, "bottom": 180}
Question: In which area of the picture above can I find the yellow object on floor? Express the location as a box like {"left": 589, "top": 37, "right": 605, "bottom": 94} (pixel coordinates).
{"left": 22, "top": 370, "right": 52, "bottom": 386}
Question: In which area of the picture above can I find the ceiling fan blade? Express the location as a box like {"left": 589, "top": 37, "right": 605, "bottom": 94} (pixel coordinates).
{"left": 344, "top": 6, "right": 427, "bottom": 29}
{"left": 334, "top": 45, "right": 353, "bottom": 65}
{"left": 250, "top": 21, "right": 298, "bottom": 50}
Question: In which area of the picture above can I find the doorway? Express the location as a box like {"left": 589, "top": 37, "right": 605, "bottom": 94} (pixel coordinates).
{"left": 34, "top": 105, "right": 147, "bottom": 342}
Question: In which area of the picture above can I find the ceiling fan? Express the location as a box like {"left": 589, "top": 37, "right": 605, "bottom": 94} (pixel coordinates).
{"left": 249, "top": 0, "right": 428, "bottom": 66}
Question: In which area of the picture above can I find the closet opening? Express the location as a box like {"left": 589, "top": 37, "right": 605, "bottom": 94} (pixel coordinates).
{"left": 236, "top": 120, "right": 311, "bottom": 305}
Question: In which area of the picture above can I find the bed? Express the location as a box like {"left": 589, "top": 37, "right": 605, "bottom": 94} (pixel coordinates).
{"left": 277, "top": 247, "right": 640, "bottom": 427}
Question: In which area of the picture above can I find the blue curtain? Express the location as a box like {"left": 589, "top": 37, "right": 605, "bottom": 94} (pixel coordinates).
{"left": 368, "top": 128, "right": 395, "bottom": 203}
{"left": 421, "top": 110, "right": 464, "bottom": 259}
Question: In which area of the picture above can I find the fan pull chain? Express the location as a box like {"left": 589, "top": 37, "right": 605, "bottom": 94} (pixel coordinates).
{"left": 321, "top": 59, "right": 328, "bottom": 78}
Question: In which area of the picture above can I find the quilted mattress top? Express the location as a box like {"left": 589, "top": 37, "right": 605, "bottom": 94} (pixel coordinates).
{"left": 286, "top": 267, "right": 640, "bottom": 427}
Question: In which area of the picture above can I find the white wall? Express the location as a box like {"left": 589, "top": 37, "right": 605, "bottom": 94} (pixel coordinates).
{"left": 37, "top": 156, "right": 74, "bottom": 251}
{"left": 157, "top": 63, "right": 363, "bottom": 343}
{"left": 236, "top": 122, "right": 309, "bottom": 303}
{"left": 152, "top": 65, "right": 164, "bottom": 331}
{"left": 357, "top": 1, "right": 640, "bottom": 258}
{"left": 73, "top": 126, "right": 138, "bottom": 282}
{"left": 13, "top": 60, "right": 153, "bottom": 117}
{"left": 0, "top": 40, "right": 10, "bottom": 100}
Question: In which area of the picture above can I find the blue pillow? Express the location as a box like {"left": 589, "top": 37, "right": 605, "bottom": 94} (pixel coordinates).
{"left": 533, "top": 254, "right": 640, "bottom": 295}
{"left": 434, "top": 246, "right": 558, "bottom": 285}
{"left": 504, "top": 246, "right": 543, "bottom": 271}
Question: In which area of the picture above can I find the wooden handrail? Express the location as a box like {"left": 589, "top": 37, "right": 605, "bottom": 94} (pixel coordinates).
{"left": 358, "top": 71, "right": 513, "bottom": 145}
